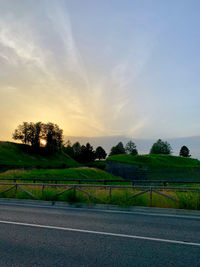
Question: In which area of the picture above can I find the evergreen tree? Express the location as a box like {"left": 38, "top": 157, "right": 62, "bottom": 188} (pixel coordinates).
{"left": 63, "top": 140, "right": 74, "bottom": 158}
{"left": 109, "top": 142, "right": 126, "bottom": 156}
{"left": 179, "top": 146, "right": 191, "bottom": 157}
{"left": 79, "top": 143, "right": 95, "bottom": 163}
{"left": 72, "top": 142, "right": 82, "bottom": 161}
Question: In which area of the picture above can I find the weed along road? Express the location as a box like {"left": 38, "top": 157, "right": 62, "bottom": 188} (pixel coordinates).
{"left": 0, "top": 200, "right": 200, "bottom": 266}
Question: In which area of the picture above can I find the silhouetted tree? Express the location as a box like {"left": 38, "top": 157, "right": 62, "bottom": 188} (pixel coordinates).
{"left": 72, "top": 142, "right": 82, "bottom": 161}
{"left": 30, "top": 122, "right": 43, "bottom": 150}
{"left": 109, "top": 142, "right": 126, "bottom": 156}
{"left": 13, "top": 122, "right": 43, "bottom": 150}
{"left": 12, "top": 122, "right": 30, "bottom": 144}
{"left": 179, "top": 146, "right": 191, "bottom": 157}
{"left": 44, "top": 123, "right": 63, "bottom": 152}
{"left": 63, "top": 140, "right": 74, "bottom": 158}
{"left": 95, "top": 146, "right": 107, "bottom": 160}
{"left": 125, "top": 141, "right": 138, "bottom": 155}
{"left": 78, "top": 143, "right": 95, "bottom": 163}
{"left": 150, "top": 139, "right": 172, "bottom": 155}
{"left": 13, "top": 122, "right": 63, "bottom": 152}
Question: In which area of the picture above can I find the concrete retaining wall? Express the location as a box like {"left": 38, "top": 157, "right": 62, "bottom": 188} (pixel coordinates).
{"left": 106, "top": 161, "right": 200, "bottom": 180}
{"left": 105, "top": 161, "right": 149, "bottom": 180}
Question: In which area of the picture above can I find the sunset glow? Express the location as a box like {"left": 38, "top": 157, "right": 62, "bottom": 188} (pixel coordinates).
{"left": 0, "top": 1, "right": 200, "bottom": 142}
{"left": 40, "top": 139, "right": 47, "bottom": 147}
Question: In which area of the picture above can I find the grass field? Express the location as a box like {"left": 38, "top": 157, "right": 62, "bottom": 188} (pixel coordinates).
{"left": 0, "top": 184, "right": 199, "bottom": 210}
{"left": 0, "top": 141, "right": 79, "bottom": 170}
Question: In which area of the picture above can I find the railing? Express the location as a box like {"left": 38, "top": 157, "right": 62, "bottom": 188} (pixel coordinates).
{"left": 0, "top": 178, "right": 200, "bottom": 185}
{"left": 0, "top": 182, "right": 199, "bottom": 207}
{"left": 0, "top": 178, "right": 200, "bottom": 186}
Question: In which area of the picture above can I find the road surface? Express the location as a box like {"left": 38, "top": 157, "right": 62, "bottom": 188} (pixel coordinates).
{"left": 0, "top": 200, "right": 200, "bottom": 266}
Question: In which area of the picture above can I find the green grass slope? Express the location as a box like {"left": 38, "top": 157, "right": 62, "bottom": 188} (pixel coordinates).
{"left": 0, "top": 141, "right": 79, "bottom": 170}
{"left": 107, "top": 154, "right": 200, "bottom": 180}
{"left": 107, "top": 154, "right": 200, "bottom": 168}
{"left": 0, "top": 167, "right": 122, "bottom": 182}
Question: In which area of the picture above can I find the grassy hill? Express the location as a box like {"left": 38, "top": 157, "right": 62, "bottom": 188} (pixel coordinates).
{"left": 107, "top": 154, "right": 200, "bottom": 180}
{"left": 107, "top": 154, "right": 200, "bottom": 168}
{"left": 0, "top": 141, "right": 123, "bottom": 183}
{"left": 0, "top": 141, "right": 79, "bottom": 170}
{"left": 0, "top": 167, "right": 122, "bottom": 182}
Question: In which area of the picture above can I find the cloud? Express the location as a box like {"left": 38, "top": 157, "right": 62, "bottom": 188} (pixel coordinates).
{"left": 0, "top": 0, "right": 158, "bottom": 140}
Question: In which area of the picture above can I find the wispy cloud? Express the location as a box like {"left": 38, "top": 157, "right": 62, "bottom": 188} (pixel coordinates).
{"left": 0, "top": 0, "right": 158, "bottom": 140}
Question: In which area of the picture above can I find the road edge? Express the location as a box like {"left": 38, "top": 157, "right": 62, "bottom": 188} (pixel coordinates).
{"left": 0, "top": 197, "right": 200, "bottom": 217}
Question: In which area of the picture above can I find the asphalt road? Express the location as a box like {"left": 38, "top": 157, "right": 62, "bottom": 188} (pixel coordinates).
{"left": 0, "top": 200, "right": 200, "bottom": 267}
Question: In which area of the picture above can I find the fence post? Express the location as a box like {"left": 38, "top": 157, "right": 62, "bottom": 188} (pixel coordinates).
{"left": 198, "top": 188, "right": 200, "bottom": 207}
{"left": 149, "top": 186, "right": 152, "bottom": 207}
{"left": 42, "top": 184, "right": 45, "bottom": 194}
{"left": 73, "top": 185, "right": 76, "bottom": 195}
{"left": 14, "top": 184, "right": 18, "bottom": 197}
{"left": 109, "top": 186, "right": 112, "bottom": 201}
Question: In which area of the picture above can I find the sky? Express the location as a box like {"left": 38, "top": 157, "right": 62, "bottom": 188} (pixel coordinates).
{"left": 1, "top": 0, "right": 200, "bottom": 141}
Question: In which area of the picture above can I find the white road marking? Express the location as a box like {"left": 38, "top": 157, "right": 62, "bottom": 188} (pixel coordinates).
{"left": 1, "top": 201, "right": 200, "bottom": 220}
{"left": 0, "top": 220, "right": 200, "bottom": 247}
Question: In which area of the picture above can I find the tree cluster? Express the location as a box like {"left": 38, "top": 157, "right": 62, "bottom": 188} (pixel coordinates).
{"left": 150, "top": 139, "right": 172, "bottom": 155}
{"left": 13, "top": 122, "right": 63, "bottom": 153}
{"left": 150, "top": 140, "right": 191, "bottom": 157}
{"left": 109, "top": 139, "right": 192, "bottom": 158}
{"left": 63, "top": 141, "right": 107, "bottom": 163}
{"left": 109, "top": 141, "right": 138, "bottom": 156}
{"left": 12, "top": 123, "right": 192, "bottom": 160}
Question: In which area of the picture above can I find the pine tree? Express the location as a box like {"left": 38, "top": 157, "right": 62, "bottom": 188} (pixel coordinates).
{"left": 179, "top": 146, "right": 190, "bottom": 157}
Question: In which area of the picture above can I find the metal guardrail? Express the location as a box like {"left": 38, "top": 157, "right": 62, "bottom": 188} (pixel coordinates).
{"left": 0, "top": 178, "right": 200, "bottom": 185}
{"left": 0, "top": 182, "right": 199, "bottom": 207}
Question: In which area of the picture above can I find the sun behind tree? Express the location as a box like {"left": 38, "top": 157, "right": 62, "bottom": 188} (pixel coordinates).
{"left": 13, "top": 122, "right": 63, "bottom": 153}
{"left": 40, "top": 139, "right": 47, "bottom": 147}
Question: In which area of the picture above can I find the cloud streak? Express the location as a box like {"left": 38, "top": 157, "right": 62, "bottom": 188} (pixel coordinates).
{"left": 0, "top": 0, "right": 165, "bottom": 140}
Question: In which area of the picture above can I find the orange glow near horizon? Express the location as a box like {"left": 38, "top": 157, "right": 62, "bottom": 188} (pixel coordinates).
{"left": 40, "top": 139, "right": 47, "bottom": 147}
